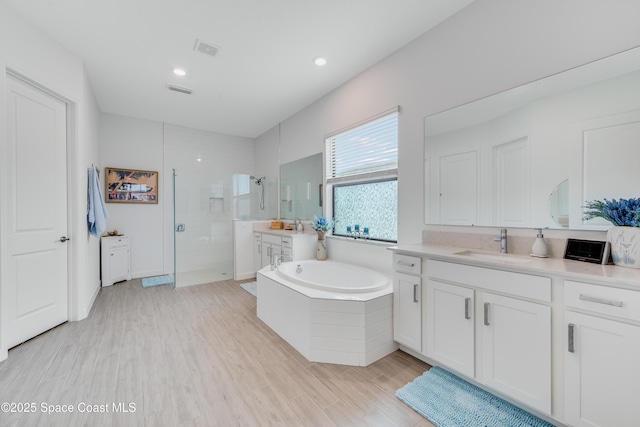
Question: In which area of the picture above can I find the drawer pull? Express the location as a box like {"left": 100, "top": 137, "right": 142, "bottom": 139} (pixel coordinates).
{"left": 397, "top": 260, "right": 415, "bottom": 267}
{"left": 483, "top": 303, "right": 490, "bottom": 326}
{"left": 413, "top": 284, "right": 419, "bottom": 303}
{"left": 464, "top": 297, "right": 471, "bottom": 320}
{"left": 579, "top": 294, "right": 623, "bottom": 308}
{"left": 568, "top": 323, "right": 575, "bottom": 353}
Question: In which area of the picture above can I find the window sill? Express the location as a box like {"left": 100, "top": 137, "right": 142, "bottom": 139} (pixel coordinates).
{"left": 327, "top": 235, "right": 396, "bottom": 247}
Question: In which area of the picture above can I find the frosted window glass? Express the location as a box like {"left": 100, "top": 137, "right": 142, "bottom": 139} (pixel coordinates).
{"left": 333, "top": 179, "right": 397, "bottom": 242}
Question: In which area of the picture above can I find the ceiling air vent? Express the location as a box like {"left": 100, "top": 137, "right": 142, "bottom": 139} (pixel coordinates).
{"left": 167, "top": 84, "right": 193, "bottom": 95}
{"left": 194, "top": 39, "right": 219, "bottom": 57}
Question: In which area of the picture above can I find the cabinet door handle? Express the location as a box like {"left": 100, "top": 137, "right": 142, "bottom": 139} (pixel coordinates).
{"left": 568, "top": 323, "right": 575, "bottom": 353}
{"left": 413, "top": 284, "right": 419, "bottom": 303}
{"left": 267, "top": 246, "right": 271, "bottom": 257}
{"left": 483, "top": 303, "right": 490, "bottom": 326}
{"left": 579, "top": 293, "right": 623, "bottom": 308}
{"left": 258, "top": 244, "right": 261, "bottom": 254}
{"left": 397, "top": 260, "right": 415, "bottom": 267}
{"left": 465, "top": 297, "right": 471, "bottom": 320}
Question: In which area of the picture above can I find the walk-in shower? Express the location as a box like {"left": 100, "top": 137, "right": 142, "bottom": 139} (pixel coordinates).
{"left": 171, "top": 170, "right": 277, "bottom": 287}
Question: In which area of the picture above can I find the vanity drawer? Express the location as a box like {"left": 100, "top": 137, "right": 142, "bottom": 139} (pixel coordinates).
{"left": 428, "top": 260, "right": 551, "bottom": 302}
{"left": 565, "top": 280, "right": 640, "bottom": 322}
{"left": 394, "top": 253, "right": 422, "bottom": 275}
{"left": 281, "top": 237, "right": 292, "bottom": 248}
{"left": 262, "top": 233, "right": 282, "bottom": 245}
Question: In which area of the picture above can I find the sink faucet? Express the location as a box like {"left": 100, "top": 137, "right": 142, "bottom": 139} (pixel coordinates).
{"left": 494, "top": 229, "right": 508, "bottom": 253}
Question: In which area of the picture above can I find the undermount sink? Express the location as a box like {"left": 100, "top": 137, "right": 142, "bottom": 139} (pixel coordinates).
{"left": 454, "top": 250, "right": 531, "bottom": 265}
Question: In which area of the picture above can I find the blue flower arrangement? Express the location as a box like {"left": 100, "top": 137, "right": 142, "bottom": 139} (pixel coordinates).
{"left": 311, "top": 215, "right": 335, "bottom": 232}
{"left": 583, "top": 198, "right": 640, "bottom": 226}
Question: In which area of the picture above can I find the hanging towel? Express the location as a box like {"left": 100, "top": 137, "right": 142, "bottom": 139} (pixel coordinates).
{"left": 87, "top": 166, "right": 109, "bottom": 238}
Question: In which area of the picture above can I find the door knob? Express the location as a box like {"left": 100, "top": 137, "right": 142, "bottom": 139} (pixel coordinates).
{"left": 59, "top": 236, "right": 70, "bottom": 242}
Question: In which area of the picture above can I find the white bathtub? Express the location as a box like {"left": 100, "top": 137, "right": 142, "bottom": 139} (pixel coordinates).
{"left": 257, "top": 260, "right": 397, "bottom": 366}
{"left": 276, "top": 260, "right": 390, "bottom": 294}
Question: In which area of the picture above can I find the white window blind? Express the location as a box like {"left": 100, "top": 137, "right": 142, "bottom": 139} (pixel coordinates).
{"left": 326, "top": 110, "right": 398, "bottom": 184}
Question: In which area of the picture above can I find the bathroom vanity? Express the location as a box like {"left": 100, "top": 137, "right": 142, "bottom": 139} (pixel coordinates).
{"left": 391, "top": 243, "right": 640, "bottom": 427}
{"left": 253, "top": 230, "right": 317, "bottom": 269}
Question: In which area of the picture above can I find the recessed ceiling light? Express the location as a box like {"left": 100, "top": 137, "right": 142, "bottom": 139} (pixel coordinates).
{"left": 313, "top": 56, "right": 327, "bottom": 67}
{"left": 173, "top": 68, "right": 186, "bottom": 77}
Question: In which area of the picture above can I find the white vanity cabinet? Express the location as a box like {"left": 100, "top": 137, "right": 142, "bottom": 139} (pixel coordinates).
{"left": 425, "top": 260, "right": 552, "bottom": 414}
{"left": 253, "top": 232, "right": 262, "bottom": 272}
{"left": 393, "top": 254, "right": 422, "bottom": 352}
{"left": 260, "top": 233, "right": 282, "bottom": 268}
{"left": 480, "top": 292, "right": 551, "bottom": 414}
{"left": 425, "top": 279, "right": 475, "bottom": 377}
{"left": 101, "top": 235, "right": 131, "bottom": 287}
{"left": 564, "top": 280, "right": 640, "bottom": 427}
{"left": 256, "top": 232, "right": 317, "bottom": 269}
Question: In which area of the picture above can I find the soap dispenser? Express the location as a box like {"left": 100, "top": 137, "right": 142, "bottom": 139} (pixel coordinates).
{"left": 530, "top": 228, "right": 549, "bottom": 258}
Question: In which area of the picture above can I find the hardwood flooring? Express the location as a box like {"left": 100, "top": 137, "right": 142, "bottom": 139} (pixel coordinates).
{"left": 0, "top": 278, "right": 433, "bottom": 427}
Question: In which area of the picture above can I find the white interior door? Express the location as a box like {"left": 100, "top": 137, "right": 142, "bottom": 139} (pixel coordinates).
{"left": 3, "top": 74, "right": 68, "bottom": 349}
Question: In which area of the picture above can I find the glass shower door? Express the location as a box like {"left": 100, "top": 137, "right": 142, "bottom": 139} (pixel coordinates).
{"left": 173, "top": 169, "right": 234, "bottom": 287}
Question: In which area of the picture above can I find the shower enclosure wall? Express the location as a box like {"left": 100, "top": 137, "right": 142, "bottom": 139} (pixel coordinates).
{"left": 164, "top": 125, "right": 274, "bottom": 288}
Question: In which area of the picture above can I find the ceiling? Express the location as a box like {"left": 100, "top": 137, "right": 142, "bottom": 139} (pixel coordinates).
{"left": 3, "top": 0, "right": 474, "bottom": 138}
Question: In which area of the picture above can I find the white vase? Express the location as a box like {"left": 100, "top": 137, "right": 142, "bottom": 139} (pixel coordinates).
{"left": 316, "top": 231, "right": 327, "bottom": 260}
{"left": 607, "top": 226, "right": 640, "bottom": 268}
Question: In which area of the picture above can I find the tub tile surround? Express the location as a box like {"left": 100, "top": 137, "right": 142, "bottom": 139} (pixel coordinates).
{"left": 257, "top": 269, "right": 398, "bottom": 366}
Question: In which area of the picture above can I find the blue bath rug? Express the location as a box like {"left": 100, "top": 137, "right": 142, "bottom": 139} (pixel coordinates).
{"left": 141, "top": 275, "right": 173, "bottom": 288}
{"left": 240, "top": 281, "right": 257, "bottom": 297}
{"left": 396, "top": 366, "right": 553, "bottom": 427}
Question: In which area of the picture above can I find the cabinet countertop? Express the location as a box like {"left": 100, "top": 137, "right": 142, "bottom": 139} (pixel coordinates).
{"left": 255, "top": 229, "right": 317, "bottom": 238}
{"left": 390, "top": 243, "right": 640, "bottom": 291}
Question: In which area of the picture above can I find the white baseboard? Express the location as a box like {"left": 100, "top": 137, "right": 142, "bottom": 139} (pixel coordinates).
{"left": 234, "top": 272, "right": 257, "bottom": 281}
{"left": 75, "top": 279, "right": 101, "bottom": 321}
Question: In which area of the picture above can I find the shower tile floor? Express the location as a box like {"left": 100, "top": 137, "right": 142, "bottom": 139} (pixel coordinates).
{"left": 175, "top": 261, "right": 233, "bottom": 287}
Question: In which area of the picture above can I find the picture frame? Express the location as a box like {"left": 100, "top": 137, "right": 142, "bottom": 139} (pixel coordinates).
{"left": 105, "top": 167, "right": 158, "bottom": 204}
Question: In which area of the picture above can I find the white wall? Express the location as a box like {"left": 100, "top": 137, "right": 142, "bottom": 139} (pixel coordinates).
{"left": 0, "top": 2, "right": 101, "bottom": 360}
{"left": 256, "top": 0, "right": 640, "bottom": 248}
{"left": 74, "top": 71, "right": 102, "bottom": 318}
{"left": 99, "top": 114, "right": 165, "bottom": 278}
{"left": 99, "top": 115, "right": 257, "bottom": 280}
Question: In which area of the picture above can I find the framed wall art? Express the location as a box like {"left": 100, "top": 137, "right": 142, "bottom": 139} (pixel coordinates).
{"left": 105, "top": 167, "right": 158, "bottom": 204}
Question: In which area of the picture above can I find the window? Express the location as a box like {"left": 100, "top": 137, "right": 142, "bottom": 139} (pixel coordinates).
{"left": 325, "top": 108, "right": 398, "bottom": 242}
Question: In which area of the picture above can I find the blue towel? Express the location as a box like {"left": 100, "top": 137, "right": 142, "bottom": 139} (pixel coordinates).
{"left": 87, "top": 166, "right": 109, "bottom": 238}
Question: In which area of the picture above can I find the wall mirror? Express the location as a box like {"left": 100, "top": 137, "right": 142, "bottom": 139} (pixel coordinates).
{"left": 280, "top": 153, "right": 323, "bottom": 220}
{"left": 424, "top": 46, "right": 640, "bottom": 230}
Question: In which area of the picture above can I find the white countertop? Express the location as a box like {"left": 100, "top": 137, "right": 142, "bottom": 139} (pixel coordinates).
{"left": 390, "top": 243, "right": 640, "bottom": 291}
{"left": 256, "top": 228, "right": 317, "bottom": 237}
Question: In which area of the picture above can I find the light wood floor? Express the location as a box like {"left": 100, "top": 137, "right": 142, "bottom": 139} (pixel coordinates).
{"left": 0, "top": 278, "right": 434, "bottom": 427}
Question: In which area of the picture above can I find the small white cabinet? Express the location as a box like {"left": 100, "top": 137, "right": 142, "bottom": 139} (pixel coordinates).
{"left": 393, "top": 254, "right": 422, "bottom": 352}
{"left": 564, "top": 281, "right": 640, "bottom": 427}
{"left": 101, "top": 235, "right": 131, "bottom": 287}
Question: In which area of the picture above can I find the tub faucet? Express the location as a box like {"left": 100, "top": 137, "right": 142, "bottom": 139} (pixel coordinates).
{"left": 494, "top": 229, "right": 508, "bottom": 253}
{"left": 270, "top": 253, "right": 291, "bottom": 271}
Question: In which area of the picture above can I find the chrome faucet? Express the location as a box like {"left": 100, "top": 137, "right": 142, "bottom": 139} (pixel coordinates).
{"left": 494, "top": 229, "right": 508, "bottom": 253}
{"left": 270, "top": 253, "right": 291, "bottom": 271}
{"left": 270, "top": 253, "right": 283, "bottom": 271}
